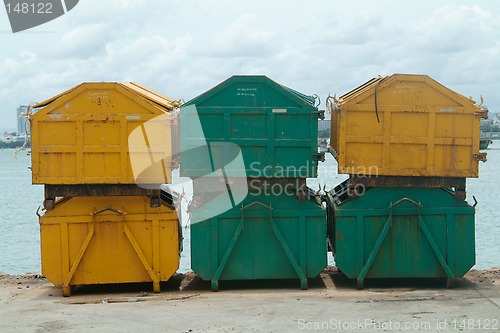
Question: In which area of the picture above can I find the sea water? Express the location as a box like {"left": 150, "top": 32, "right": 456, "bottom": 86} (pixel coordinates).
{"left": 0, "top": 148, "right": 498, "bottom": 274}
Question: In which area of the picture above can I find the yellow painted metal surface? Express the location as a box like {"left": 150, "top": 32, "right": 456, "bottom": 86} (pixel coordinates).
{"left": 329, "top": 74, "right": 486, "bottom": 177}
{"left": 31, "top": 82, "right": 179, "bottom": 185}
{"left": 39, "top": 196, "right": 180, "bottom": 296}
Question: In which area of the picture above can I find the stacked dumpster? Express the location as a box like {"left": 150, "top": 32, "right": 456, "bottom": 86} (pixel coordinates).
{"left": 326, "top": 74, "right": 487, "bottom": 288}
{"left": 180, "top": 75, "right": 327, "bottom": 291}
{"left": 31, "top": 82, "right": 181, "bottom": 296}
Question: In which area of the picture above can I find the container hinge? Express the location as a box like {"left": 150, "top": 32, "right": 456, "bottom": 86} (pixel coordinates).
{"left": 316, "top": 152, "right": 325, "bottom": 162}
{"left": 475, "top": 108, "right": 489, "bottom": 119}
{"left": 315, "top": 110, "right": 325, "bottom": 120}
{"left": 473, "top": 152, "right": 487, "bottom": 162}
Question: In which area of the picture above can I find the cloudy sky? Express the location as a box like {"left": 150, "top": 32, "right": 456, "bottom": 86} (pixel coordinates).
{"left": 1, "top": 0, "right": 499, "bottom": 131}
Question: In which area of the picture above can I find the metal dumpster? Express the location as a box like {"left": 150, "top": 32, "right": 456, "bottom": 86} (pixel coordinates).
{"left": 180, "top": 75, "right": 324, "bottom": 178}
{"left": 190, "top": 187, "right": 326, "bottom": 291}
{"left": 326, "top": 182, "right": 475, "bottom": 288}
{"left": 329, "top": 74, "right": 487, "bottom": 178}
{"left": 31, "top": 82, "right": 179, "bottom": 185}
{"left": 39, "top": 195, "right": 181, "bottom": 296}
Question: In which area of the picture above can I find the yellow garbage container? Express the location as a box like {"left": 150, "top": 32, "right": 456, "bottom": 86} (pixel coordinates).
{"left": 39, "top": 196, "right": 181, "bottom": 296}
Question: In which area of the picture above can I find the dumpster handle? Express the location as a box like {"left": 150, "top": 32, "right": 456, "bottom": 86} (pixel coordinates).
{"left": 374, "top": 81, "right": 381, "bottom": 123}
{"left": 241, "top": 201, "right": 272, "bottom": 230}
{"left": 389, "top": 197, "right": 422, "bottom": 209}
{"left": 241, "top": 201, "right": 271, "bottom": 210}
{"left": 92, "top": 207, "right": 127, "bottom": 216}
{"left": 373, "top": 76, "right": 388, "bottom": 124}
{"left": 472, "top": 195, "right": 478, "bottom": 208}
{"left": 314, "top": 94, "right": 321, "bottom": 108}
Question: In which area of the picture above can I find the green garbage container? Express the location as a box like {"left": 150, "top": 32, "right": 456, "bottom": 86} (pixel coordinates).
{"left": 180, "top": 75, "right": 324, "bottom": 178}
{"left": 326, "top": 182, "right": 475, "bottom": 289}
{"left": 191, "top": 187, "right": 326, "bottom": 291}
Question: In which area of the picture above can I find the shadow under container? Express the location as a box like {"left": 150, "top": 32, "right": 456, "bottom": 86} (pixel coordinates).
{"left": 39, "top": 196, "right": 181, "bottom": 296}
{"left": 326, "top": 183, "right": 475, "bottom": 289}
{"left": 190, "top": 188, "right": 326, "bottom": 291}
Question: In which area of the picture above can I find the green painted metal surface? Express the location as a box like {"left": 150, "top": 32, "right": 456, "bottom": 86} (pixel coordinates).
{"left": 326, "top": 183, "right": 475, "bottom": 288}
{"left": 191, "top": 189, "right": 326, "bottom": 291}
{"left": 180, "top": 75, "right": 322, "bottom": 178}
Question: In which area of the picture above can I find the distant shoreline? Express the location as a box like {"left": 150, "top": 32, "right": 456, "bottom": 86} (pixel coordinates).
{"left": 0, "top": 142, "right": 30, "bottom": 149}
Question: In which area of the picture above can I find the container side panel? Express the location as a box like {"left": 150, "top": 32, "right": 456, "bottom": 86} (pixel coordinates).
{"left": 275, "top": 114, "right": 311, "bottom": 139}
{"left": 190, "top": 219, "right": 212, "bottom": 280}
{"left": 344, "top": 143, "right": 383, "bottom": 173}
{"left": 434, "top": 145, "right": 474, "bottom": 174}
{"left": 83, "top": 120, "right": 121, "bottom": 145}
{"left": 275, "top": 147, "right": 313, "bottom": 175}
{"left": 390, "top": 144, "right": 427, "bottom": 170}
{"left": 230, "top": 114, "right": 267, "bottom": 139}
{"left": 345, "top": 111, "right": 384, "bottom": 137}
{"left": 435, "top": 113, "right": 473, "bottom": 139}
{"left": 83, "top": 153, "right": 121, "bottom": 178}
{"left": 69, "top": 221, "right": 151, "bottom": 284}
{"left": 200, "top": 113, "right": 225, "bottom": 140}
{"left": 220, "top": 216, "right": 297, "bottom": 280}
{"left": 241, "top": 146, "right": 269, "bottom": 175}
{"left": 39, "top": 153, "right": 76, "bottom": 179}
{"left": 334, "top": 216, "right": 358, "bottom": 279}
{"left": 38, "top": 121, "right": 77, "bottom": 145}
{"left": 39, "top": 223, "right": 64, "bottom": 285}
{"left": 306, "top": 216, "right": 328, "bottom": 277}
{"left": 454, "top": 214, "right": 476, "bottom": 276}
{"left": 390, "top": 113, "right": 428, "bottom": 137}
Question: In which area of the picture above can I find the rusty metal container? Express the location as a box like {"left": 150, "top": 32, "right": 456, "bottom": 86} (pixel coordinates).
{"left": 180, "top": 75, "right": 323, "bottom": 178}
{"left": 329, "top": 74, "right": 487, "bottom": 178}
{"left": 30, "top": 82, "right": 179, "bottom": 185}
{"left": 39, "top": 195, "right": 181, "bottom": 296}
{"left": 326, "top": 182, "right": 475, "bottom": 289}
{"left": 190, "top": 186, "right": 326, "bottom": 291}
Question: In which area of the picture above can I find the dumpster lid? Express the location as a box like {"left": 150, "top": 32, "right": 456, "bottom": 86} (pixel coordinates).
{"left": 339, "top": 75, "right": 388, "bottom": 102}
{"left": 34, "top": 82, "right": 180, "bottom": 110}
{"left": 121, "top": 82, "right": 180, "bottom": 110}
{"left": 339, "top": 74, "right": 478, "bottom": 106}
{"left": 34, "top": 83, "right": 83, "bottom": 108}
{"left": 183, "top": 75, "right": 318, "bottom": 109}
{"left": 280, "top": 84, "right": 317, "bottom": 105}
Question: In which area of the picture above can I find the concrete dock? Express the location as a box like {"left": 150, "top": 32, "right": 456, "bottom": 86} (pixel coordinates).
{"left": 0, "top": 267, "right": 498, "bottom": 332}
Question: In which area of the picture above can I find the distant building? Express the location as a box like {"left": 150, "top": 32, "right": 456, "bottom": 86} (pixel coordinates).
{"left": 318, "top": 119, "right": 330, "bottom": 139}
{"left": 318, "top": 119, "right": 330, "bottom": 132}
{"left": 17, "top": 105, "right": 30, "bottom": 136}
{"left": 2, "top": 132, "right": 14, "bottom": 143}
{"left": 494, "top": 113, "right": 500, "bottom": 126}
{"left": 481, "top": 118, "right": 494, "bottom": 126}
{"left": 1, "top": 131, "right": 23, "bottom": 143}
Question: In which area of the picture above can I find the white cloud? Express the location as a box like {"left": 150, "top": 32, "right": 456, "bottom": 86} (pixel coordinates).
{"left": 0, "top": 1, "right": 499, "bottom": 130}
{"left": 413, "top": 4, "right": 497, "bottom": 53}
{"left": 54, "top": 23, "right": 112, "bottom": 59}
{"left": 205, "top": 13, "right": 279, "bottom": 58}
